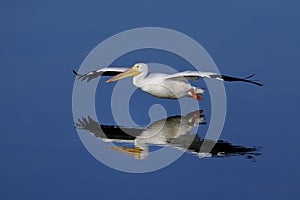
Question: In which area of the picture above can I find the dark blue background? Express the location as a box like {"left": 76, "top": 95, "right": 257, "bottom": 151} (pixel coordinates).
{"left": 1, "top": 0, "right": 299, "bottom": 199}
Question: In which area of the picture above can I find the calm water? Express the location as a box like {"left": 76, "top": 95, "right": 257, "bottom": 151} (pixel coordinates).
{"left": 1, "top": 1, "right": 300, "bottom": 199}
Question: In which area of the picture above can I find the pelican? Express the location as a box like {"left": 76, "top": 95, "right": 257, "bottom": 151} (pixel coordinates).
{"left": 73, "top": 63, "right": 262, "bottom": 100}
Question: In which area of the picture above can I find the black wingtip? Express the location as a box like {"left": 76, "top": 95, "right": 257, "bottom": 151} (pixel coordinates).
{"left": 244, "top": 74, "right": 263, "bottom": 86}
{"left": 250, "top": 81, "right": 263, "bottom": 87}
{"left": 257, "top": 82, "right": 263, "bottom": 87}
{"left": 219, "top": 74, "right": 263, "bottom": 87}
{"left": 244, "top": 74, "right": 255, "bottom": 79}
{"left": 73, "top": 70, "right": 84, "bottom": 80}
{"left": 72, "top": 70, "right": 78, "bottom": 76}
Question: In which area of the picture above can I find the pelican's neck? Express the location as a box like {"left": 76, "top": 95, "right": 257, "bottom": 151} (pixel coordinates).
{"left": 133, "top": 69, "right": 148, "bottom": 87}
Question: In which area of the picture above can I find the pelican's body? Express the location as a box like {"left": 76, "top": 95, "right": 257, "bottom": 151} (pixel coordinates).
{"left": 134, "top": 72, "right": 203, "bottom": 99}
{"left": 139, "top": 79, "right": 193, "bottom": 99}
{"left": 73, "top": 63, "right": 262, "bottom": 100}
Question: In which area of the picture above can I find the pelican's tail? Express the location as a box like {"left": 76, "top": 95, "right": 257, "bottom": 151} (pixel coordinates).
{"left": 194, "top": 87, "right": 205, "bottom": 95}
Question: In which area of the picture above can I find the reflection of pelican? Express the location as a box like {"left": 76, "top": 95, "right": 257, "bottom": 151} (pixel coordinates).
{"left": 122, "top": 110, "right": 205, "bottom": 159}
{"left": 75, "top": 111, "right": 260, "bottom": 160}
{"left": 73, "top": 63, "right": 262, "bottom": 100}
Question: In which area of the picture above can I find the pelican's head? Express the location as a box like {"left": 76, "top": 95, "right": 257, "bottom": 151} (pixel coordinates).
{"left": 106, "top": 63, "right": 147, "bottom": 83}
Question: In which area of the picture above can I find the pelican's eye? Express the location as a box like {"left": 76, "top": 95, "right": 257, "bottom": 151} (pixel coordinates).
{"left": 136, "top": 65, "right": 140, "bottom": 69}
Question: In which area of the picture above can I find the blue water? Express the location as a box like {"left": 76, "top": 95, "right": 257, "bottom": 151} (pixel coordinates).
{"left": 1, "top": 0, "right": 300, "bottom": 199}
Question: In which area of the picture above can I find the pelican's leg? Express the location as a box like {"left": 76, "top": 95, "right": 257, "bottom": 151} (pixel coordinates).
{"left": 189, "top": 88, "right": 203, "bottom": 100}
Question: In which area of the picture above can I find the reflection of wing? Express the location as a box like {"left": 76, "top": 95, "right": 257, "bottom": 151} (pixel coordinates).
{"left": 73, "top": 67, "right": 128, "bottom": 82}
{"left": 75, "top": 116, "right": 103, "bottom": 136}
{"left": 75, "top": 116, "right": 142, "bottom": 140}
{"left": 184, "top": 138, "right": 260, "bottom": 159}
{"left": 166, "top": 71, "right": 263, "bottom": 86}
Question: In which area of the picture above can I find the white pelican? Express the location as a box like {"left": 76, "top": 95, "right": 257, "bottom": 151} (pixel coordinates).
{"left": 73, "top": 63, "right": 262, "bottom": 100}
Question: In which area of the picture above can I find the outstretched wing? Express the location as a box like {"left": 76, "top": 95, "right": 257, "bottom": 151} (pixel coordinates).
{"left": 165, "top": 71, "right": 263, "bottom": 86}
{"left": 73, "top": 67, "right": 128, "bottom": 82}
